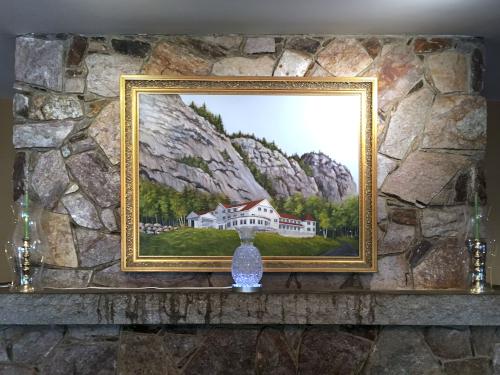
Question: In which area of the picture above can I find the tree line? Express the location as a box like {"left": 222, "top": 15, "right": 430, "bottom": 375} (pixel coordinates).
{"left": 140, "top": 178, "right": 359, "bottom": 239}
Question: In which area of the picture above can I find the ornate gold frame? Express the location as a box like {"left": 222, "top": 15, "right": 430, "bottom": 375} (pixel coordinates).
{"left": 120, "top": 76, "right": 377, "bottom": 272}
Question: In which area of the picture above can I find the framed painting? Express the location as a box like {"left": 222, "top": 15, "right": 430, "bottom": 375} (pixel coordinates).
{"left": 120, "top": 76, "right": 377, "bottom": 272}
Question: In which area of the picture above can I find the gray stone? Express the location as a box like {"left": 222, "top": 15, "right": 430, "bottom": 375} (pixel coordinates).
{"left": 101, "top": 208, "right": 118, "bottom": 232}
{"left": 13, "top": 121, "right": 76, "bottom": 148}
{"left": 41, "top": 211, "right": 78, "bottom": 267}
{"left": 41, "top": 95, "right": 83, "bottom": 120}
{"left": 381, "top": 87, "right": 435, "bottom": 159}
{"left": 443, "top": 358, "right": 491, "bottom": 375}
{"left": 88, "top": 100, "right": 120, "bottom": 164}
{"left": 74, "top": 228, "right": 120, "bottom": 267}
{"left": 68, "top": 136, "right": 97, "bottom": 155}
{"left": 421, "top": 206, "right": 465, "bottom": 238}
{"left": 40, "top": 341, "right": 118, "bottom": 375}
{"left": 274, "top": 49, "right": 312, "bottom": 77}
{"left": 256, "top": 328, "right": 297, "bottom": 374}
{"left": 183, "top": 328, "right": 258, "bottom": 374}
{"left": 85, "top": 53, "right": 143, "bottom": 97}
{"left": 424, "top": 327, "right": 472, "bottom": 359}
{"left": 64, "top": 76, "right": 86, "bottom": 93}
{"left": 427, "top": 51, "right": 469, "bottom": 94}
{"left": 64, "top": 183, "right": 79, "bottom": 194}
{"left": 118, "top": 332, "right": 174, "bottom": 375}
{"left": 15, "top": 36, "right": 64, "bottom": 91}
{"left": 370, "top": 254, "right": 411, "bottom": 290}
{"left": 378, "top": 197, "right": 388, "bottom": 223}
{"left": 143, "top": 40, "right": 212, "bottom": 76}
{"left": 297, "top": 273, "right": 352, "bottom": 291}
{"left": 423, "top": 95, "right": 487, "bottom": 150}
{"left": 3, "top": 291, "right": 500, "bottom": 325}
{"left": 379, "top": 223, "right": 415, "bottom": 255}
{"left": 298, "top": 327, "right": 373, "bottom": 374}
{"left": 389, "top": 206, "right": 418, "bottom": 226}
{"left": 67, "top": 35, "right": 88, "bottom": 66}
{"left": 244, "top": 37, "right": 275, "bottom": 54}
{"left": 382, "top": 151, "right": 470, "bottom": 205}
{"left": 364, "top": 327, "right": 443, "bottom": 374}
{"left": 31, "top": 150, "right": 70, "bottom": 208}
{"left": 212, "top": 56, "right": 275, "bottom": 76}
{"left": 197, "top": 35, "right": 243, "bottom": 50}
{"left": 13, "top": 92, "right": 29, "bottom": 117}
{"left": 317, "top": 38, "right": 373, "bottom": 76}
{"left": 62, "top": 192, "right": 103, "bottom": 229}
{"left": 66, "top": 151, "right": 120, "bottom": 207}
{"left": 413, "top": 238, "right": 469, "bottom": 289}
{"left": 377, "top": 154, "right": 398, "bottom": 188}
{"left": 41, "top": 268, "right": 92, "bottom": 288}
{"left": 363, "top": 44, "right": 423, "bottom": 110}
{"left": 92, "top": 262, "right": 209, "bottom": 288}
{"left": 10, "top": 326, "right": 64, "bottom": 364}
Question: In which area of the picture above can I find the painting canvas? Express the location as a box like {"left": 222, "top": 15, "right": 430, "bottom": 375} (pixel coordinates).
{"left": 121, "top": 76, "right": 377, "bottom": 272}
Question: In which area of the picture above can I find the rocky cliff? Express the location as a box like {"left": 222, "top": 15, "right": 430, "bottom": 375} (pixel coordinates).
{"left": 302, "top": 152, "right": 357, "bottom": 201}
{"left": 139, "top": 94, "right": 357, "bottom": 202}
{"left": 139, "top": 94, "right": 269, "bottom": 202}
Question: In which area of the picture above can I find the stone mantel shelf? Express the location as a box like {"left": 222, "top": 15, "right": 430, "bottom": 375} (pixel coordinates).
{"left": 1, "top": 288, "right": 500, "bottom": 326}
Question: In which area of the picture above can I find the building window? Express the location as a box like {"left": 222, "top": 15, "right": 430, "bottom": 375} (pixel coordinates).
{"left": 270, "top": 210, "right": 273, "bottom": 213}
{"left": 233, "top": 220, "right": 237, "bottom": 226}
{"left": 258, "top": 207, "right": 261, "bottom": 211}
{"left": 227, "top": 222, "right": 231, "bottom": 228}
{"left": 250, "top": 219, "right": 255, "bottom": 224}
{"left": 274, "top": 219, "right": 278, "bottom": 222}
{"left": 264, "top": 208, "right": 267, "bottom": 212}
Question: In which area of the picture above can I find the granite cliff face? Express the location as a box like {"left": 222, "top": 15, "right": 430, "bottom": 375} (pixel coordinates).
{"left": 139, "top": 94, "right": 356, "bottom": 202}
{"left": 231, "top": 137, "right": 320, "bottom": 198}
{"left": 302, "top": 152, "right": 357, "bottom": 201}
{"left": 139, "top": 94, "right": 269, "bottom": 202}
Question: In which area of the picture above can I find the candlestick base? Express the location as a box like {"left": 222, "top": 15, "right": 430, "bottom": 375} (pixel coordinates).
{"left": 466, "top": 239, "right": 489, "bottom": 294}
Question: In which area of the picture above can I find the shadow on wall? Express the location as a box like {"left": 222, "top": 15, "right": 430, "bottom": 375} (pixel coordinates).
{"left": 0, "top": 99, "right": 13, "bottom": 283}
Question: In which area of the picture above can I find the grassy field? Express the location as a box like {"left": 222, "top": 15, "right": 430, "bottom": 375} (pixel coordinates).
{"left": 140, "top": 227, "right": 358, "bottom": 256}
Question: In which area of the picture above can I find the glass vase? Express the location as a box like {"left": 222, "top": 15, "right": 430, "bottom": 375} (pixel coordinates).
{"left": 231, "top": 227, "right": 263, "bottom": 293}
{"left": 6, "top": 193, "right": 46, "bottom": 292}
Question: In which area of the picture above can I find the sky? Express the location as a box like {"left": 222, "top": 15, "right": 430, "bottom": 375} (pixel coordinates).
{"left": 180, "top": 94, "right": 361, "bottom": 186}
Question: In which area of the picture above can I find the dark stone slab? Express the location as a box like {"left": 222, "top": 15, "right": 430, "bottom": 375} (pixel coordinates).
{"left": 363, "top": 327, "right": 442, "bottom": 374}
{"left": 111, "top": 39, "right": 151, "bottom": 58}
{"left": 424, "top": 327, "right": 472, "bottom": 359}
{"left": 183, "top": 328, "right": 258, "bottom": 375}
{"left": 443, "top": 357, "right": 492, "bottom": 375}
{"left": 67, "top": 36, "right": 88, "bottom": 66}
{"left": 414, "top": 37, "right": 452, "bottom": 53}
{"left": 287, "top": 37, "right": 321, "bottom": 54}
{"left": 0, "top": 364, "right": 37, "bottom": 375}
{"left": 298, "top": 327, "right": 372, "bottom": 374}
{"left": 40, "top": 340, "right": 118, "bottom": 375}
{"left": 162, "top": 327, "right": 206, "bottom": 368}
{"left": 117, "top": 332, "right": 175, "bottom": 375}
{"left": 256, "top": 328, "right": 296, "bottom": 374}
{"left": 2, "top": 291, "right": 500, "bottom": 326}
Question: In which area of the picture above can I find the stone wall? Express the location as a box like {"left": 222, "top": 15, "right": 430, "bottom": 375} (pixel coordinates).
{"left": 0, "top": 324, "right": 498, "bottom": 374}
{"left": 11, "top": 34, "right": 486, "bottom": 290}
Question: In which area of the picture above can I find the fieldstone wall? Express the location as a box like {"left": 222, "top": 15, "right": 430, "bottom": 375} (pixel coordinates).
{"left": 12, "top": 34, "right": 486, "bottom": 290}
{"left": 0, "top": 324, "right": 499, "bottom": 374}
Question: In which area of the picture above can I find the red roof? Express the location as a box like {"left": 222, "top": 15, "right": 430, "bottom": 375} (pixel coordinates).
{"left": 279, "top": 212, "right": 301, "bottom": 221}
{"left": 223, "top": 199, "right": 265, "bottom": 211}
{"left": 195, "top": 210, "right": 211, "bottom": 215}
{"left": 303, "top": 214, "right": 315, "bottom": 221}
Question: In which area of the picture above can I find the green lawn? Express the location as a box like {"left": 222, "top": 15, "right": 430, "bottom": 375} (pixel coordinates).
{"left": 140, "top": 227, "right": 358, "bottom": 257}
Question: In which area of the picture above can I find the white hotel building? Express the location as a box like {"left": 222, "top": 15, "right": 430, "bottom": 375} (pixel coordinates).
{"left": 187, "top": 199, "right": 316, "bottom": 238}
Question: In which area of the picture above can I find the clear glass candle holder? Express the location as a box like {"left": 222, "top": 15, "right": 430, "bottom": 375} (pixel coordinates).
{"left": 231, "top": 227, "right": 263, "bottom": 293}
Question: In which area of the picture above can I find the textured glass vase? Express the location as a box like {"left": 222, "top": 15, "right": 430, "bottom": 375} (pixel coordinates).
{"left": 6, "top": 193, "right": 46, "bottom": 292}
{"left": 231, "top": 227, "right": 263, "bottom": 292}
